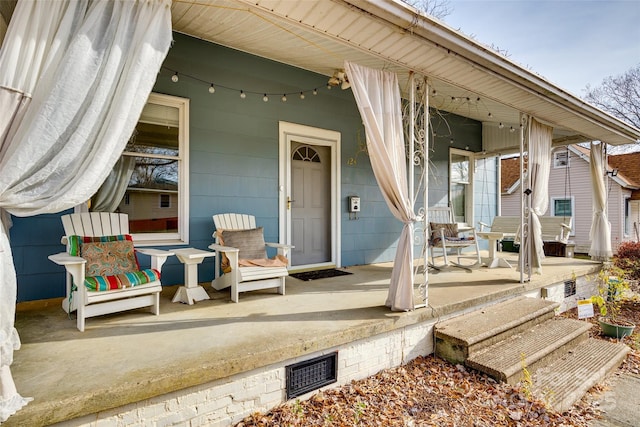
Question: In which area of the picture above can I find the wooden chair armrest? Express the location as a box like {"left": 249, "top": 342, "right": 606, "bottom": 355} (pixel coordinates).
{"left": 135, "top": 248, "right": 174, "bottom": 271}
{"left": 48, "top": 253, "right": 86, "bottom": 291}
{"left": 478, "top": 221, "right": 490, "bottom": 231}
{"left": 208, "top": 243, "right": 239, "bottom": 253}
{"left": 266, "top": 242, "right": 294, "bottom": 257}
{"left": 48, "top": 252, "right": 86, "bottom": 266}
{"left": 265, "top": 242, "right": 294, "bottom": 249}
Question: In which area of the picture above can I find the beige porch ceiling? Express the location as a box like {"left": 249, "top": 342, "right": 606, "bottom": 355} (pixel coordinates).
{"left": 171, "top": 0, "right": 640, "bottom": 149}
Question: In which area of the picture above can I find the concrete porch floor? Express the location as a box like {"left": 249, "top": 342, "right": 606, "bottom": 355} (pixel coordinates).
{"left": 9, "top": 252, "right": 601, "bottom": 426}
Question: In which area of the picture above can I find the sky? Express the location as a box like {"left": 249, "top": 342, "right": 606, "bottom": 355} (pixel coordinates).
{"left": 442, "top": 0, "right": 640, "bottom": 97}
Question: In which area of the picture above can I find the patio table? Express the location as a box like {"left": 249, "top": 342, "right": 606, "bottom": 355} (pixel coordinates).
{"left": 172, "top": 248, "right": 216, "bottom": 305}
{"left": 477, "top": 231, "right": 516, "bottom": 268}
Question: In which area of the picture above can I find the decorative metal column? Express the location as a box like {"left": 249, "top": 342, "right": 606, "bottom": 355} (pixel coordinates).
{"left": 406, "top": 73, "right": 429, "bottom": 308}
{"left": 518, "top": 113, "right": 531, "bottom": 283}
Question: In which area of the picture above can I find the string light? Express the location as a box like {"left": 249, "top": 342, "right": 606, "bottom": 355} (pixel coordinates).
{"left": 163, "top": 67, "right": 326, "bottom": 104}
{"left": 499, "top": 122, "right": 504, "bottom": 129}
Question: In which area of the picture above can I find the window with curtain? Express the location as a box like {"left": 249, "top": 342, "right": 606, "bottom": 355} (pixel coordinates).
{"left": 90, "top": 93, "right": 189, "bottom": 245}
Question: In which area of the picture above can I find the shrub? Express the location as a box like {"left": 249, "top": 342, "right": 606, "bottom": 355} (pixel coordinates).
{"left": 614, "top": 241, "right": 640, "bottom": 281}
{"left": 590, "top": 264, "right": 629, "bottom": 321}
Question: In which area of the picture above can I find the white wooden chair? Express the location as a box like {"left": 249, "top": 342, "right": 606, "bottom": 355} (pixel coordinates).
{"left": 48, "top": 212, "right": 173, "bottom": 331}
{"left": 209, "top": 213, "right": 292, "bottom": 302}
{"left": 428, "top": 220, "right": 481, "bottom": 270}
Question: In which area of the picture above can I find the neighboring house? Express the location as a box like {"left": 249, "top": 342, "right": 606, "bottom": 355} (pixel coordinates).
{"left": 6, "top": 0, "right": 640, "bottom": 303}
{"left": 501, "top": 146, "right": 640, "bottom": 253}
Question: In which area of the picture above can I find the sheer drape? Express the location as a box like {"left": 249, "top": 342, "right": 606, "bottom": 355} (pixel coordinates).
{"left": 589, "top": 142, "right": 613, "bottom": 261}
{"left": 519, "top": 118, "right": 553, "bottom": 275}
{"left": 91, "top": 156, "right": 136, "bottom": 212}
{"left": 345, "top": 61, "right": 417, "bottom": 311}
{"left": 0, "top": 0, "right": 172, "bottom": 421}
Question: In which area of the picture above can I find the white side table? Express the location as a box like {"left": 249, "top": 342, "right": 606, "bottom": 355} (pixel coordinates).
{"left": 172, "top": 248, "right": 216, "bottom": 305}
{"left": 476, "top": 231, "right": 515, "bottom": 268}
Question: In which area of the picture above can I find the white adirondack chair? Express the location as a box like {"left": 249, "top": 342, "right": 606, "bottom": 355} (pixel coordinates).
{"left": 48, "top": 212, "right": 173, "bottom": 331}
{"left": 209, "top": 213, "right": 292, "bottom": 303}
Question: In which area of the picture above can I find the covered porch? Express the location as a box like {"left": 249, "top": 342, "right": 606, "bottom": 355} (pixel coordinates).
{"left": 9, "top": 253, "right": 600, "bottom": 426}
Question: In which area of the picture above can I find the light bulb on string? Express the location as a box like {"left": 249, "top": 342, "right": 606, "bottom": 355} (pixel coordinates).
{"left": 499, "top": 122, "right": 504, "bottom": 129}
{"left": 509, "top": 126, "right": 515, "bottom": 133}
{"left": 171, "top": 72, "right": 179, "bottom": 83}
{"left": 313, "top": 89, "right": 318, "bottom": 95}
{"left": 327, "top": 84, "right": 332, "bottom": 90}
{"left": 488, "top": 112, "right": 493, "bottom": 118}
{"left": 240, "top": 90, "right": 246, "bottom": 99}
{"left": 208, "top": 84, "right": 215, "bottom": 94}
{"left": 300, "top": 92, "right": 305, "bottom": 100}
{"left": 281, "top": 94, "right": 287, "bottom": 102}
{"left": 263, "top": 94, "right": 269, "bottom": 102}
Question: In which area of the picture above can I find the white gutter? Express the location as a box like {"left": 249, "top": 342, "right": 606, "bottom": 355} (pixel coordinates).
{"left": 344, "top": 0, "right": 640, "bottom": 145}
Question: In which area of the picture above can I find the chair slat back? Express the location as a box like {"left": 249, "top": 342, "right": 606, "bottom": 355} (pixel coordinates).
{"left": 213, "top": 213, "right": 257, "bottom": 231}
{"left": 427, "top": 206, "right": 454, "bottom": 224}
{"left": 61, "top": 212, "right": 129, "bottom": 243}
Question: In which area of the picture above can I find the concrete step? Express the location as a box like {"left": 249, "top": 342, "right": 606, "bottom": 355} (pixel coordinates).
{"left": 435, "top": 296, "right": 559, "bottom": 364}
{"left": 532, "top": 338, "right": 630, "bottom": 413}
{"left": 465, "top": 317, "right": 592, "bottom": 384}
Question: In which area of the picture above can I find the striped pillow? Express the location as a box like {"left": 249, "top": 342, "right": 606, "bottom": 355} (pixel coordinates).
{"left": 84, "top": 269, "right": 161, "bottom": 292}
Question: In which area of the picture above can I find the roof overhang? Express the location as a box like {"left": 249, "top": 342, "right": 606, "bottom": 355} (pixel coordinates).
{"left": 171, "top": 0, "right": 640, "bottom": 149}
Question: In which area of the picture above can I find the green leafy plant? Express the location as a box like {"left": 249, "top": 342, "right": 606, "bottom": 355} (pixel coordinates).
{"left": 353, "top": 401, "right": 367, "bottom": 424}
{"left": 590, "top": 264, "right": 630, "bottom": 322}
{"left": 519, "top": 352, "right": 533, "bottom": 400}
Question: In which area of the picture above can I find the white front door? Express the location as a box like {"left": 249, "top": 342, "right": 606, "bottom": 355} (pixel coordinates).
{"left": 279, "top": 122, "right": 341, "bottom": 270}
{"left": 291, "top": 143, "right": 331, "bottom": 265}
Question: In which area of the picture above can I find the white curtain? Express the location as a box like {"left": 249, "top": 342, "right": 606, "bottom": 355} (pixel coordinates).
{"left": 520, "top": 118, "right": 553, "bottom": 275}
{"left": 345, "top": 61, "right": 417, "bottom": 311}
{"left": 91, "top": 156, "right": 136, "bottom": 212}
{"left": 0, "top": 0, "right": 172, "bottom": 421}
{"left": 589, "top": 142, "right": 613, "bottom": 261}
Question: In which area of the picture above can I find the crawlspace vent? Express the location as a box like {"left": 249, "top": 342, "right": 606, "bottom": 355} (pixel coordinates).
{"left": 286, "top": 352, "right": 337, "bottom": 399}
{"left": 564, "top": 279, "right": 577, "bottom": 297}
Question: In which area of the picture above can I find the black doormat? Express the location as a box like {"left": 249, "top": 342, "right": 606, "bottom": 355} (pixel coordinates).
{"left": 290, "top": 268, "right": 353, "bottom": 281}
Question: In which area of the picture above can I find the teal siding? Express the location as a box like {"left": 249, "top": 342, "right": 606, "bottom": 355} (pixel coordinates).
{"left": 11, "top": 32, "right": 483, "bottom": 302}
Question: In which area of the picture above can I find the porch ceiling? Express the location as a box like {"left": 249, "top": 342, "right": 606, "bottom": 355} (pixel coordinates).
{"left": 171, "top": 0, "right": 640, "bottom": 149}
